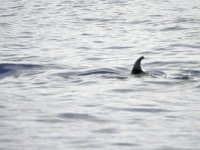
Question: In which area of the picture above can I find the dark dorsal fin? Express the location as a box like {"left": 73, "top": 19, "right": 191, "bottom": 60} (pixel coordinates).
{"left": 131, "top": 56, "right": 145, "bottom": 74}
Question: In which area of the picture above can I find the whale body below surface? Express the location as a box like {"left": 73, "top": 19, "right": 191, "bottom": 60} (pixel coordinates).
{"left": 131, "top": 56, "right": 145, "bottom": 74}
{"left": 130, "top": 56, "right": 193, "bottom": 80}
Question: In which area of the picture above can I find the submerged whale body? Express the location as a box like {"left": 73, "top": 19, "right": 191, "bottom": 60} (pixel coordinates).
{"left": 131, "top": 56, "right": 145, "bottom": 74}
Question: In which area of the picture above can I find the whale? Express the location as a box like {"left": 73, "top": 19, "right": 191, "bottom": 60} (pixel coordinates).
{"left": 131, "top": 56, "right": 145, "bottom": 74}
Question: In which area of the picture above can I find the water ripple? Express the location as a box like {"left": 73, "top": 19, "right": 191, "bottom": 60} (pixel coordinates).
{"left": 92, "top": 128, "right": 118, "bottom": 134}
{"left": 170, "top": 43, "right": 200, "bottom": 49}
{"left": 113, "top": 142, "right": 138, "bottom": 147}
{"left": 161, "top": 26, "right": 187, "bottom": 31}
{"left": 103, "top": 46, "right": 134, "bottom": 50}
{"left": 58, "top": 113, "right": 106, "bottom": 123}
{"left": 111, "top": 107, "right": 171, "bottom": 113}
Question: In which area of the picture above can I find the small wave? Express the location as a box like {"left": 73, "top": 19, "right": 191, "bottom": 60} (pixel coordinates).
{"left": 113, "top": 142, "right": 138, "bottom": 147}
{"left": 0, "top": 23, "right": 10, "bottom": 27}
{"left": 112, "top": 89, "right": 134, "bottom": 93}
{"left": 0, "top": 105, "right": 5, "bottom": 109}
{"left": 179, "top": 70, "right": 200, "bottom": 80}
{"left": 36, "top": 118, "right": 65, "bottom": 123}
{"left": 92, "top": 128, "right": 117, "bottom": 134}
{"left": 172, "top": 75, "right": 190, "bottom": 80}
{"left": 77, "top": 46, "right": 91, "bottom": 50}
{"left": 82, "top": 18, "right": 111, "bottom": 22}
{"left": 0, "top": 13, "right": 16, "bottom": 17}
{"left": 57, "top": 68, "right": 122, "bottom": 79}
{"left": 161, "top": 26, "right": 187, "bottom": 31}
{"left": 111, "top": 107, "right": 171, "bottom": 113}
{"left": 103, "top": 46, "right": 134, "bottom": 50}
{"left": 170, "top": 43, "right": 200, "bottom": 49}
{"left": 58, "top": 113, "right": 106, "bottom": 122}
{"left": 164, "top": 69, "right": 200, "bottom": 81}
{"left": 126, "top": 20, "right": 150, "bottom": 25}
{"left": 181, "top": 70, "right": 200, "bottom": 75}
{"left": 78, "top": 68, "right": 119, "bottom": 76}
{"left": 175, "top": 18, "right": 200, "bottom": 23}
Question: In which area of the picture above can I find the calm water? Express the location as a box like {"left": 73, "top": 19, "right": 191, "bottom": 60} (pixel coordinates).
{"left": 1, "top": 0, "right": 200, "bottom": 149}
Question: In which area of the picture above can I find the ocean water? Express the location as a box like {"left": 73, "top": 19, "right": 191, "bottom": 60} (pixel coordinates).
{"left": 0, "top": 0, "right": 200, "bottom": 149}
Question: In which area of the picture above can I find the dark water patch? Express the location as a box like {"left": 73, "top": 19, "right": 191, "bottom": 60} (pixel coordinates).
{"left": 169, "top": 70, "right": 200, "bottom": 80}
{"left": 181, "top": 71, "right": 200, "bottom": 81}
{"left": 146, "top": 80, "right": 181, "bottom": 86}
{"left": 170, "top": 43, "right": 200, "bottom": 49}
{"left": 76, "top": 68, "right": 128, "bottom": 80}
{"left": 74, "top": 144, "right": 103, "bottom": 149}
{"left": 103, "top": 46, "right": 134, "bottom": 50}
{"left": 0, "top": 63, "right": 43, "bottom": 79}
{"left": 0, "top": 115, "right": 5, "bottom": 118}
{"left": 127, "top": 20, "right": 151, "bottom": 25}
{"left": 112, "top": 89, "right": 134, "bottom": 93}
{"left": 9, "top": 5, "right": 24, "bottom": 9}
{"left": 196, "top": 85, "right": 200, "bottom": 88}
{"left": 161, "top": 26, "right": 187, "bottom": 31}
{"left": 82, "top": 104, "right": 101, "bottom": 108}
{"left": 172, "top": 75, "right": 191, "bottom": 80}
{"left": 0, "top": 14, "right": 16, "bottom": 17}
{"left": 11, "top": 35, "right": 33, "bottom": 39}
{"left": 78, "top": 68, "right": 119, "bottom": 76}
{"left": 69, "top": 140, "right": 103, "bottom": 149}
{"left": 112, "top": 107, "right": 171, "bottom": 113}
{"left": 154, "top": 47, "right": 171, "bottom": 51}
{"left": 82, "top": 18, "right": 111, "bottom": 22}
{"left": 113, "top": 142, "right": 138, "bottom": 147}
{"left": 56, "top": 71, "right": 77, "bottom": 78}
{"left": 149, "top": 15, "right": 163, "bottom": 18}
{"left": 0, "top": 67, "right": 10, "bottom": 74}
{"left": 36, "top": 118, "right": 66, "bottom": 123}
{"left": 175, "top": 17, "right": 200, "bottom": 23}
{"left": 86, "top": 57, "right": 103, "bottom": 61}
{"left": 57, "top": 68, "right": 121, "bottom": 79}
{"left": 0, "top": 23, "right": 10, "bottom": 27}
{"left": 181, "top": 70, "right": 200, "bottom": 75}
{"left": 0, "top": 63, "right": 41, "bottom": 73}
{"left": 93, "top": 40, "right": 104, "bottom": 43}
{"left": 101, "top": 75, "right": 127, "bottom": 80}
{"left": 92, "top": 128, "right": 118, "bottom": 134}
{"left": 128, "top": 118, "right": 144, "bottom": 124}
{"left": 81, "top": 33, "right": 92, "bottom": 36}
{"left": 77, "top": 46, "right": 91, "bottom": 50}
{"left": 157, "top": 146, "right": 191, "bottom": 150}
{"left": 0, "top": 105, "right": 5, "bottom": 108}
{"left": 58, "top": 113, "right": 106, "bottom": 123}
{"left": 0, "top": 139, "right": 15, "bottom": 143}
{"left": 165, "top": 115, "right": 178, "bottom": 118}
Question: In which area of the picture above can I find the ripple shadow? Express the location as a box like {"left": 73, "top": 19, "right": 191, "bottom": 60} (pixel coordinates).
{"left": 58, "top": 113, "right": 107, "bottom": 123}
{"left": 57, "top": 68, "right": 127, "bottom": 80}
{"left": 110, "top": 107, "right": 171, "bottom": 113}
{"left": 113, "top": 142, "right": 139, "bottom": 147}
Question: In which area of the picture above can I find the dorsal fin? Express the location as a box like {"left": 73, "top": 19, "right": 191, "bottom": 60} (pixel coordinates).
{"left": 131, "top": 56, "right": 145, "bottom": 74}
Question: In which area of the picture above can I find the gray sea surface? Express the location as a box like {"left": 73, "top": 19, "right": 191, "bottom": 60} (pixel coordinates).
{"left": 0, "top": 0, "right": 200, "bottom": 149}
